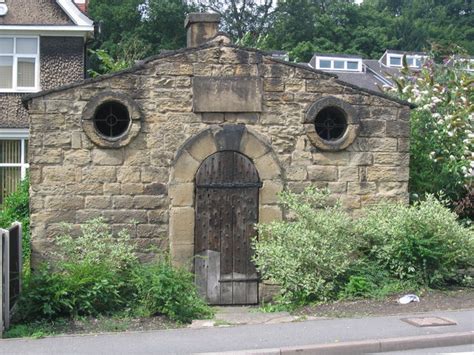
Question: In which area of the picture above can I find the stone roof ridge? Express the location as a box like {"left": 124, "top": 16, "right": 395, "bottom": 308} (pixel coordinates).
{"left": 23, "top": 41, "right": 414, "bottom": 108}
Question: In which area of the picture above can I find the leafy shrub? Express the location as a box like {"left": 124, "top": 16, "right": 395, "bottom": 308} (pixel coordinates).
{"left": 252, "top": 188, "right": 358, "bottom": 304}
{"left": 16, "top": 218, "right": 211, "bottom": 323}
{"left": 54, "top": 218, "right": 137, "bottom": 270}
{"left": 356, "top": 195, "right": 474, "bottom": 287}
{"left": 131, "top": 260, "right": 213, "bottom": 323}
{"left": 253, "top": 188, "right": 473, "bottom": 305}
{"left": 0, "top": 177, "right": 30, "bottom": 264}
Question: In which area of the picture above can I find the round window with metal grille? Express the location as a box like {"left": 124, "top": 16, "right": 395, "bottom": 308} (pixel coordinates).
{"left": 93, "top": 101, "right": 131, "bottom": 139}
{"left": 314, "top": 106, "right": 347, "bottom": 141}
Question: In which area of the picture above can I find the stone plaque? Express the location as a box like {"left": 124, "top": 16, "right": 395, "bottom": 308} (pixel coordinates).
{"left": 193, "top": 76, "right": 263, "bottom": 113}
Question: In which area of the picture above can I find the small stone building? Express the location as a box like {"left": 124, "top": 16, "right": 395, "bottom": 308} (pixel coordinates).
{"left": 24, "top": 13, "right": 412, "bottom": 305}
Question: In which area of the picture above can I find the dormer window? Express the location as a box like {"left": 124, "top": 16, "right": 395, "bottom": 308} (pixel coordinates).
{"left": 0, "top": 37, "right": 40, "bottom": 92}
{"left": 386, "top": 53, "right": 425, "bottom": 68}
{"left": 314, "top": 56, "right": 363, "bottom": 72}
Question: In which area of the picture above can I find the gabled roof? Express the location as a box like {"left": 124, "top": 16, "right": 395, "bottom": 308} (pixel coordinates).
{"left": 0, "top": 0, "right": 93, "bottom": 36}
{"left": 56, "top": 0, "right": 93, "bottom": 27}
{"left": 23, "top": 42, "right": 413, "bottom": 108}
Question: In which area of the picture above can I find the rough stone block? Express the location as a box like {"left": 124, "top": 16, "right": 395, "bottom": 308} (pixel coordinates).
{"left": 347, "top": 182, "right": 377, "bottom": 195}
{"left": 259, "top": 205, "right": 283, "bottom": 223}
{"left": 255, "top": 153, "right": 281, "bottom": 180}
{"left": 137, "top": 224, "right": 166, "bottom": 238}
{"left": 117, "top": 167, "right": 141, "bottom": 183}
{"left": 338, "top": 166, "right": 359, "bottom": 182}
{"left": 134, "top": 196, "right": 163, "bottom": 209}
{"left": 82, "top": 166, "right": 116, "bottom": 183}
{"left": 398, "top": 138, "right": 410, "bottom": 152}
{"left": 169, "top": 207, "right": 194, "bottom": 245}
{"left": 45, "top": 196, "right": 84, "bottom": 210}
{"left": 374, "top": 153, "right": 409, "bottom": 166}
{"left": 201, "top": 113, "right": 224, "bottom": 123}
{"left": 260, "top": 180, "right": 283, "bottom": 205}
{"left": 240, "top": 131, "right": 270, "bottom": 159}
{"left": 312, "top": 152, "right": 350, "bottom": 166}
{"left": 347, "top": 152, "right": 373, "bottom": 166}
{"left": 148, "top": 210, "right": 169, "bottom": 224}
{"left": 121, "top": 183, "right": 144, "bottom": 195}
{"left": 307, "top": 165, "right": 337, "bottom": 181}
{"left": 360, "top": 120, "right": 386, "bottom": 137}
{"left": 113, "top": 196, "right": 134, "bottom": 209}
{"left": 92, "top": 149, "right": 124, "bottom": 165}
{"left": 193, "top": 76, "right": 263, "bottom": 112}
{"left": 84, "top": 196, "right": 111, "bottom": 209}
{"left": 367, "top": 166, "right": 409, "bottom": 182}
{"left": 186, "top": 130, "right": 217, "bottom": 161}
{"left": 102, "top": 210, "right": 148, "bottom": 224}
{"left": 172, "top": 150, "right": 200, "bottom": 183}
{"left": 169, "top": 183, "right": 194, "bottom": 207}
{"left": 264, "top": 78, "right": 284, "bottom": 92}
{"left": 170, "top": 243, "right": 194, "bottom": 269}
{"left": 286, "top": 166, "right": 308, "bottom": 181}
{"left": 43, "top": 166, "right": 78, "bottom": 183}
{"left": 64, "top": 149, "right": 91, "bottom": 166}
{"left": 386, "top": 120, "right": 410, "bottom": 137}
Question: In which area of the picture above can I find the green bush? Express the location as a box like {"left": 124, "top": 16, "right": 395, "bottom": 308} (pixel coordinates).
{"left": 16, "top": 218, "right": 211, "bottom": 323}
{"left": 131, "top": 261, "right": 213, "bottom": 323}
{"left": 356, "top": 196, "right": 474, "bottom": 287}
{"left": 0, "top": 177, "right": 30, "bottom": 264}
{"left": 253, "top": 189, "right": 474, "bottom": 305}
{"left": 252, "top": 188, "right": 358, "bottom": 304}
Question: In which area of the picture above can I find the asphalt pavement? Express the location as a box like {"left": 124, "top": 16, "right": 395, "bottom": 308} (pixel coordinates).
{"left": 0, "top": 309, "right": 472, "bottom": 354}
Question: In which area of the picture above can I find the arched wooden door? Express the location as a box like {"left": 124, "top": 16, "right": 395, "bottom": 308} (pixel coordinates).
{"left": 195, "top": 151, "right": 261, "bottom": 305}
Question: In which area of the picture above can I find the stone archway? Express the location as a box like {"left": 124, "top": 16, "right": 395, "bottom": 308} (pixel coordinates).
{"left": 168, "top": 125, "right": 283, "bottom": 269}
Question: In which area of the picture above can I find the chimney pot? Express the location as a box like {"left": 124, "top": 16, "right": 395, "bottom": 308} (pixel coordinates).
{"left": 184, "top": 13, "right": 220, "bottom": 48}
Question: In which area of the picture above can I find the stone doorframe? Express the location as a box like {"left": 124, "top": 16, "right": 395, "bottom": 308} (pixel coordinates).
{"left": 168, "top": 124, "right": 284, "bottom": 269}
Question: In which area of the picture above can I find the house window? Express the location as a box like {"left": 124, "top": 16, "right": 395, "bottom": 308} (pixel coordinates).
{"left": 315, "top": 57, "right": 362, "bottom": 72}
{"left": 0, "top": 132, "right": 29, "bottom": 205}
{"left": 389, "top": 55, "right": 402, "bottom": 67}
{"left": 0, "top": 37, "right": 39, "bottom": 92}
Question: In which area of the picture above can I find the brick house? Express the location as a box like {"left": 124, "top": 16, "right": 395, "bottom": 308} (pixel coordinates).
{"left": 0, "top": 0, "right": 94, "bottom": 203}
{"left": 24, "top": 13, "right": 412, "bottom": 305}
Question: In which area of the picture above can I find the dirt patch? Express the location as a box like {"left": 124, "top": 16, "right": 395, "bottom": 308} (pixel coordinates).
{"left": 296, "top": 288, "right": 474, "bottom": 319}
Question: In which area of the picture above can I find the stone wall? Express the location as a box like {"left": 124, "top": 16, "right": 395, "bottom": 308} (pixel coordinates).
{"left": 27, "top": 43, "right": 411, "bottom": 266}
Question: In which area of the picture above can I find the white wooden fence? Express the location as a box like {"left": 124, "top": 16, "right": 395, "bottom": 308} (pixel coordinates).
{"left": 0, "top": 222, "right": 22, "bottom": 334}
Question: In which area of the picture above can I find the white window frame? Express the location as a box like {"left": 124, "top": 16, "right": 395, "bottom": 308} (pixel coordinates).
{"left": 0, "top": 36, "right": 40, "bottom": 93}
{"left": 315, "top": 56, "right": 363, "bottom": 72}
{"left": 387, "top": 53, "right": 426, "bottom": 68}
{"left": 0, "top": 129, "right": 29, "bottom": 180}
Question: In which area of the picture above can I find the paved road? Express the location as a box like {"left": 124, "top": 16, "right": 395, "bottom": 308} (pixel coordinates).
{"left": 0, "top": 310, "right": 472, "bottom": 355}
{"left": 374, "top": 343, "right": 474, "bottom": 354}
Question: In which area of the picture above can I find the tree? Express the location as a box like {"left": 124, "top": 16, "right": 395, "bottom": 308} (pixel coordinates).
{"left": 197, "top": 0, "right": 276, "bottom": 41}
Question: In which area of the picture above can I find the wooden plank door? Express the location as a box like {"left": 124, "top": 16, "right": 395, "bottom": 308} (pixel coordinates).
{"left": 195, "top": 151, "right": 260, "bottom": 305}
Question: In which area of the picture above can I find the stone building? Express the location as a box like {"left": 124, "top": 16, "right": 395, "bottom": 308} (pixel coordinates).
{"left": 24, "top": 13, "right": 412, "bottom": 305}
{"left": 0, "top": 0, "right": 93, "bottom": 203}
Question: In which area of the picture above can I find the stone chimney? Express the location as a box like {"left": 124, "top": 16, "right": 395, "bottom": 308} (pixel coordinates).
{"left": 185, "top": 13, "right": 220, "bottom": 48}
{"left": 74, "top": 0, "right": 88, "bottom": 13}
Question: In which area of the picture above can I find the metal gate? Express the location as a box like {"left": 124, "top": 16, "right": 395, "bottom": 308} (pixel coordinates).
{"left": 194, "top": 151, "right": 261, "bottom": 305}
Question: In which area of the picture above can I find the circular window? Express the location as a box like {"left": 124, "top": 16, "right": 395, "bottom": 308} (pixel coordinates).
{"left": 315, "top": 107, "right": 347, "bottom": 141}
{"left": 93, "top": 101, "right": 131, "bottom": 138}
{"left": 304, "top": 97, "right": 359, "bottom": 151}
{"left": 82, "top": 92, "right": 142, "bottom": 148}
